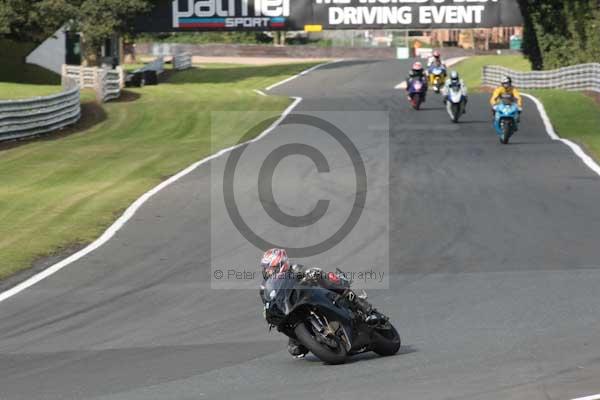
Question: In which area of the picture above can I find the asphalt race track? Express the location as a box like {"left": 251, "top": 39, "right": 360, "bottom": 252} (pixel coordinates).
{"left": 2, "top": 60, "right": 600, "bottom": 400}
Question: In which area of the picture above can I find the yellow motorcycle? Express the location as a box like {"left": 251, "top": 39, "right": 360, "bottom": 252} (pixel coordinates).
{"left": 427, "top": 64, "right": 447, "bottom": 94}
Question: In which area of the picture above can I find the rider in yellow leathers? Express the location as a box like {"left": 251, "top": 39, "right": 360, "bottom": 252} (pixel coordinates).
{"left": 490, "top": 76, "right": 523, "bottom": 122}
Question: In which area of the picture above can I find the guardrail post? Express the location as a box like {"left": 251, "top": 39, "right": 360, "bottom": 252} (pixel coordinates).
{"left": 95, "top": 68, "right": 104, "bottom": 103}
{"left": 117, "top": 66, "right": 125, "bottom": 89}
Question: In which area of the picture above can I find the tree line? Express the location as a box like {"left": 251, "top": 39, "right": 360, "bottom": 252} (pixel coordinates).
{"left": 518, "top": 0, "right": 600, "bottom": 70}
{"left": 0, "top": 0, "right": 150, "bottom": 61}
{"left": 2, "top": 0, "right": 600, "bottom": 70}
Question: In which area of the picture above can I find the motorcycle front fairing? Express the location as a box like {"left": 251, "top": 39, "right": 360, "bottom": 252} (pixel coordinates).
{"left": 494, "top": 102, "right": 519, "bottom": 135}
{"left": 428, "top": 65, "right": 446, "bottom": 76}
{"left": 447, "top": 86, "right": 464, "bottom": 103}
{"left": 408, "top": 79, "right": 426, "bottom": 95}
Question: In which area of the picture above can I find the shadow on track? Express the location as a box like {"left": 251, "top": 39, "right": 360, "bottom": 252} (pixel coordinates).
{"left": 300, "top": 345, "right": 418, "bottom": 365}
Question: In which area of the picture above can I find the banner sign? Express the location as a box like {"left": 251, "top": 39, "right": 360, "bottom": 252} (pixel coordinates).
{"left": 135, "top": 0, "right": 523, "bottom": 32}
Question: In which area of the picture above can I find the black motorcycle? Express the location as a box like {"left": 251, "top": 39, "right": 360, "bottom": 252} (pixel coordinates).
{"left": 261, "top": 270, "right": 401, "bottom": 364}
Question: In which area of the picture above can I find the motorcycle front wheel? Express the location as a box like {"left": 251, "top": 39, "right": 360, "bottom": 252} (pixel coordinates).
{"left": 411, "top": 94, "right": 422, "bottom": 110}
{"left": 501, "top": 122, "right": 512, "bottom": 144}
{"left": 294, "top": 318, "right": 348, "bottom": 364}
{"left": 451, "top": 103, "right": 460, "bottom": 123}
{"left": 372, "top": 323, "right": 401, "bottom": 356}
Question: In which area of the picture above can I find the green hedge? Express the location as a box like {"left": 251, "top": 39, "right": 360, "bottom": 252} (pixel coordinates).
{"left": 519, "top": 0, "right": 600, "bottom": 70}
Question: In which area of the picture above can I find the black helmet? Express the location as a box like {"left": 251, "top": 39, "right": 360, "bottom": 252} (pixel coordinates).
{"left": 501, "top": 76, "right": 512, "bottom": 87}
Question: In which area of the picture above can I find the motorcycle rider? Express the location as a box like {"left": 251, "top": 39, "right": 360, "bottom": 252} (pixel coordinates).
{"left": 490, "top": 76, "right": 523, "bottom": 123}
{"left": 259, "top": 248, "right": 386, "bottom": 358}
{"left": 427, "top": 50, "right": 445, "bottom": 69}
{"left": 406, "top": 61, "right": 428, "bottom": 102}
{"left": 427, "top": 50, "right": 448, "bottom": 87}
{"left": 443, "top": 71, "right": 468, "bottom": 114}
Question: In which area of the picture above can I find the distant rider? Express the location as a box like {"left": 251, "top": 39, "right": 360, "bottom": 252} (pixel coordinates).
{"left": 259, "top": 248, "right": 386, "bottom": 358}
{"left": 427, "top": 50, "right": 445, "bottom": 69}
{"left": 427, "top": 50, "right": 448, "bottom": 85}
{"left": 406, "top": 61, "right": 428, "bottom": 102}
{"left": 490, "top": 76, "right": 523, "bottom": 121}
{"left": 443, "top": 71, "right": 468, "bottom": 114}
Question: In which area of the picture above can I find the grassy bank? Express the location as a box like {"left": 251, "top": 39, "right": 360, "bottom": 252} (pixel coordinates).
{"left": 530, "top": 90, "right": 600, "bottom": 160}
{"left": 0, "top": 82, "right": 63, "bottom": 100}
{"left": 0, "top": 62, "right": 319, "bottom": 279}
{"left": 453, "top": 55, "right": 600, "bottom": 161}
{"left": 0, "top": 39, "right": 61, "bottom": 99}
{"left": 452, "top": 55, "right": 531, "bottom": 90}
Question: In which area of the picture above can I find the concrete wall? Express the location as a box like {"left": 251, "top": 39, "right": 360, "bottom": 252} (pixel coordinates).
{"left": 132, "top": 43, "right": 477, "bottom": 61}
{"left": 26, "top": 27, "right": 66, "bottom": 74}
{"left": 134, "top": 43, "right": 398, "bottom": 60}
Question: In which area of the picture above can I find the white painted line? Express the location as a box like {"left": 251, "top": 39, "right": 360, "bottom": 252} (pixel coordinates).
{"left": 445, "top": 57, "right": 469, "bottom": 68}
{"left": 265, "top": 59, "right": 344, "bottom": 91}
{"left": 571, "top": 393, "right": 600, "bottom": 400}
{"left": 253, "top": 89, "right": 266, "bottom": 96}
{"left": 394, "top": 56, "right": 468, "bottom": 90}
{"left": 522, "top": 93, "right": 600, "bottom": 177}
{"left": 0, "top": 58, "right": 322, "bottom": 304}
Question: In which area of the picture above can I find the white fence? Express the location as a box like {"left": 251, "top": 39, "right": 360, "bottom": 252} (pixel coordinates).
{"left": 0, "top": 78, "right": 81, "bottom": 142}
{"left": 483, "top": 63, "right": 600, "bottom": 92}
{"left": 63, "top": 65, "right": 125, "bottom": 102}
{"left": 173, "top": 53, "right": 192, "bottom": 70}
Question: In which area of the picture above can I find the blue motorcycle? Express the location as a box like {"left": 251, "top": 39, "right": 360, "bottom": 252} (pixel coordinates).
{"left": 407, "top": 78, "right": 427, "bottom": 110}
{"left": 493, "top": 94, "right": 520, "bottom": 144}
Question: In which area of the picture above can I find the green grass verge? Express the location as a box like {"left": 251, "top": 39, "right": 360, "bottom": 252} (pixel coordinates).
{"left": 0, "top": 62, "right": 320, "bottom": 279}
{"left": 0, "top": 39, "right": 62, "bottom": 99}
{"left": 0, "top": 82, "right": 64, "bottom": 100}
{"left": 452, "top": 55, "right": 532, "bottom": 90}
{"left": 453, "top": 55, "right": 600, "bottom": 162}
{"left": 530, "top": 90, "right": 600, "bottom": 160}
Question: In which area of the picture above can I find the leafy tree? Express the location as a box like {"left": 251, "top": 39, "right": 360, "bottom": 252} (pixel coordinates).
{"left": 1, "top": 0, "right": 150, "bottom": 63}
{"left": 518, "top": 0, "right": 600, "bottom": 69}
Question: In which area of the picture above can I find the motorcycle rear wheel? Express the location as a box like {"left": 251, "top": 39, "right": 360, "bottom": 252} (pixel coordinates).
{"left": 294, "top": 319, "right": 348, "bottom": 364}
{"left": 372, "top": 323, "right": 401, "bottom": 356}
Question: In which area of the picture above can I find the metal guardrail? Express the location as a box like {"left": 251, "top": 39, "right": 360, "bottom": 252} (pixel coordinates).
{"left": 173, "top": 53, "right": 192, "bottom": 70}
{"left": 63, "top": 65, "right": 124, "bottom": 102}
{"left": 3, "top": 56, "right": 189, "bottom": 142}
{"left": 483, "top": 63, "right": 600, "bottom": 92}
{"left": 98, "top": 69, "right": 123, "bottom": 102}
{"left": 0, "top": 78, "right": 81, "bottom": 142}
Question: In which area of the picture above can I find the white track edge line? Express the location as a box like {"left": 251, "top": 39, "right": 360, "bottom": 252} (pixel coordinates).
{"left": 522, "top": 93, "right": 600, "bottom": 177}
{"left": 253, "top": 89, "right": 267, "bottom": 96}
{"left": 571, "top": 394, "right": 600, "bottom": 400}
{"left": 265, "top": 59, "right": 344, "bottom": 91}
{"left": 0, "top": 64, "right": 316, "bottom": 304}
